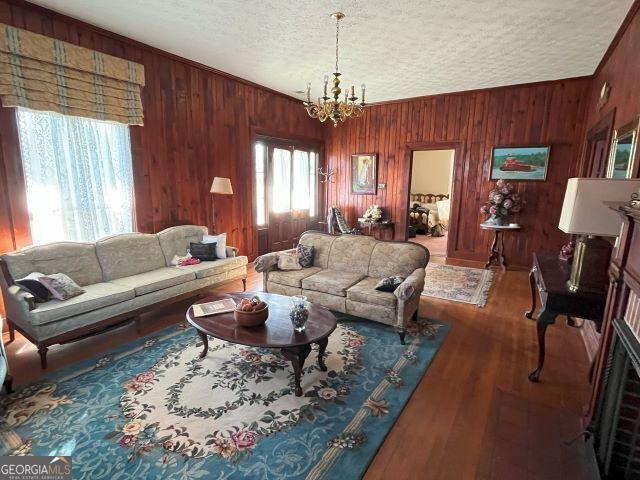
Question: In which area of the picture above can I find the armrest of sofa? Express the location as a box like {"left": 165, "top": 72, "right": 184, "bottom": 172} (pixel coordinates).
{"left": 8, "top": 285, "right": 36, "bottom": 311}
{"left": 226, "top": 246, "right": 239, "bottom": 258}
{"left": 394, "top": 268, "right": 426, "bottom": 301}
{"left": 254, "top": 249, "right": 296, "bottom": 273}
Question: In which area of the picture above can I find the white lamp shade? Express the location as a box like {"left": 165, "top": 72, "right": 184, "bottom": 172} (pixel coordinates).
{"left": 210, "top": 177, "right": 233, "bottom": 195}
{"left": 558, "top": 178, "right": 640, "bottom": 236}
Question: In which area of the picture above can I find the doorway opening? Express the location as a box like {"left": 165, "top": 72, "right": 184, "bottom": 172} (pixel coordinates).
{"left": 407, "top": 149, "right": 455, "bottom": 258}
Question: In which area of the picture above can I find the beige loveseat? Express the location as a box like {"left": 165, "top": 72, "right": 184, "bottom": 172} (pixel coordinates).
{"left": 254, "top": 231, "right": 429, "bottom": 343}
{"left": 0, "top": 225, "right": 248, "bottom": 368}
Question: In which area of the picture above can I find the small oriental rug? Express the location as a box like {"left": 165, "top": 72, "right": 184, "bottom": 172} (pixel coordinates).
{"left": 0, "top": 315, "right": 449, "bottom": 479}
{"left": 422, "top": 263, "right": 494, "bottom": 307}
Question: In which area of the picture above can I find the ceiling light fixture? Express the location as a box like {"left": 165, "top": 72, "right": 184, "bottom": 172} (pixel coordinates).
{"left": 303, "top": 12, "right": 366, "bottom": 127}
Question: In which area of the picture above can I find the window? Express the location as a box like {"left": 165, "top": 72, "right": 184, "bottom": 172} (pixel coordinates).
{"left": 16, "top": 108, "right": 134, "bottom": 244}
{"left": 253, "top": 139, "right": 319, "bottom": 227}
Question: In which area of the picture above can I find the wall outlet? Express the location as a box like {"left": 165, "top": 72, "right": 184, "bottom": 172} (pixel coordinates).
{"left": 378, "top": 183, "right": 386, "bottom": 189}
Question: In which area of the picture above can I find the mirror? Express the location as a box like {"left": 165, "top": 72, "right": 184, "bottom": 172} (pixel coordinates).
{"left": 607, "top": 117, "right": 640, "bottom": 178}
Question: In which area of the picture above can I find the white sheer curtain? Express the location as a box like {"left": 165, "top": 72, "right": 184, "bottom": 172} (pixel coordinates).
{"left": 16, "top": 108, "right": 134, "bottom": 244}
{"left": 272, "top": 148, "right": 291, "bottom": 213}
{"left": 292, "top": 150, "right": 310, "bottom": 210}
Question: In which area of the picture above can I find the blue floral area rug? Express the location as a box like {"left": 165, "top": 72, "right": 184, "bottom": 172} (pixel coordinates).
{"left": 422, "top": 263, "right": 494, "bottom": 307}
{"left": 0, "top": 316, "right": 449, "bottom": 479}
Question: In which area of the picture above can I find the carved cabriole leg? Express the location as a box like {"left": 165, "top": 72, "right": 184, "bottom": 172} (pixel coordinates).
{"left": 197, "top": 330, "right": 209, "bottom": 359}
{"left": 528, "top": 309, "right": 557, "bottom": 383}
{"left": 282, "top": 344, "right": 312, "bottom": 397}
{"left": 316, "top": 337, "right": 329, "bottom": 372}
{"left": 411, "top": 309, "right": 419, "bottom": 322}
{"left": 485, "top": 230, "right": 499, "bottom": 269}
{"left": 38, "top": 345, "right": 48, "bottom": 369}
{"left": 7, "top": 319, "right": 15, "bottom": 343}
{"left": 3, "top": 374, "right": 13, "bottom": 394}
{"left": 242, "top": 278, "right": 247, "bottom": 292}
{"left": 397, "top": 328, "right": 407, "bottom": 345}
{"left": 525, "top": 266, "right": 537, "bottom": 319}
{"left": 497, "top": 231, "right": 507, "bottom": 271}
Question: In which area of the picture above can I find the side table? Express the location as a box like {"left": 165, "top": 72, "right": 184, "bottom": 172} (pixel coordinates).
{"left": 525, "top": 252, "right": 606, "bottom": 382}
{"left": 480, "top": 222, "right": 521, "bottom": 271}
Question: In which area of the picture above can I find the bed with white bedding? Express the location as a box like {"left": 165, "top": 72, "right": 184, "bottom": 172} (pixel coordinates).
{"left": 409, "top": 193, "right": 450, "bottom": 234}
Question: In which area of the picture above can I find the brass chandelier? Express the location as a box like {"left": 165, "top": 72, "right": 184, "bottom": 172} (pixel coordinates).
{"left": 303, "top": 12, "right": 366, "bottom": 127}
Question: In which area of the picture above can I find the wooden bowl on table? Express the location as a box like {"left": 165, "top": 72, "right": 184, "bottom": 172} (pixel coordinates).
{"left": 234, "top": 304, "right": 269, "bottom": 327}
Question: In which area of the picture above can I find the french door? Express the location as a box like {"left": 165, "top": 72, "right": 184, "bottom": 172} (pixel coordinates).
{"left": 254, "top": 138, "right": 320, "bottom": 254}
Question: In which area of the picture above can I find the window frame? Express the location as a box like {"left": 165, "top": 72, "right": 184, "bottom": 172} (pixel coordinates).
{"left": 252, "top": 135, "right": 323, "bottom": 230}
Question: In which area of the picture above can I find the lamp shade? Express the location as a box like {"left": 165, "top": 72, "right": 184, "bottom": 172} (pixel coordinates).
{"left": 558, "top": 178, "right": 640, "bottom": 236}
{"left": 210, "top": 177, "right": 233, "bottom": 195}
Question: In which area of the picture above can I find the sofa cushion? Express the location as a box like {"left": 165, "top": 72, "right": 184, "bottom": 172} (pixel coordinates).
{"left": 327, "top": 235, "right": 378, "bottom": 275}
{"left": 269, "top": 266, "right": 322, "bottom": 288}
{"left": 301, "top": 269, "right": 364, "bottom": 297}
{"left": 176, "top": 257, "right": 248, "bottom": 279}
{"left": 368, "top": 242, "right": 428, "bottom": 278}
{"left": 347, "top": 276, "right": 398, "bottom": 307}
{"left": 2, "top": 242, "right": 103, "bottom": 286}
{"left": 110, "top": 268, "right": 195, "bottom": 296}
{"left": 298, "top": 232, "right": 337, "bottom": 269}
{"left": 157, "top": 225, "right": 207, "bottom": 266}
{"left": 96, "top": 233, "right": 167, "bottom": 281}
{"left": 28, "top": 282, "right": 135, "bottom": 325}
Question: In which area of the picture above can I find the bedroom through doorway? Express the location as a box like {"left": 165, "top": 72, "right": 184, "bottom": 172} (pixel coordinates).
{"left": 408, "top": 149, "right": 454, "bottom": 258}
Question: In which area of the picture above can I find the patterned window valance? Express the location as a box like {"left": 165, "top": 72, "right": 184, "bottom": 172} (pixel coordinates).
{"left": 0, "top": 23, "right": 145, "bottom": 125}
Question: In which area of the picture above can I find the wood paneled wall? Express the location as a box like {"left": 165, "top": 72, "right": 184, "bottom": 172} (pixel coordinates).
{"left": 585, "top": 0, "right": 640, "bottom": 144}
{"left": 324, "top": 78, "right": 591, "bottom": 267}
{"left": 0, "top": 0, "right": 323, "bottom": 261}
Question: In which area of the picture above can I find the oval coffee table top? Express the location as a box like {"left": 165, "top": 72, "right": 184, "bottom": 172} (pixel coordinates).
{"left": 186, "top": 291, "right": 338, "bottom": 348}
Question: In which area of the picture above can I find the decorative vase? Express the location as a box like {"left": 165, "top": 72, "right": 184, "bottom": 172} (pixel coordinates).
{"left": 289, "top": 295, "right": 310, "bottom": 332}
{"left": 489, "top": 214, "right": 506, "bottom": 226}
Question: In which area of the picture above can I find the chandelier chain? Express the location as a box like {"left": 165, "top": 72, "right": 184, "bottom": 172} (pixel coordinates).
{"left": 335, "top": 15, "right": 340, "bottom": 73}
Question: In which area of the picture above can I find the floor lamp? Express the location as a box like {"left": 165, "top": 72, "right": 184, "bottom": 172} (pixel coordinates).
{"left": 210, "top": 177, "right": 233, "bottom": 234}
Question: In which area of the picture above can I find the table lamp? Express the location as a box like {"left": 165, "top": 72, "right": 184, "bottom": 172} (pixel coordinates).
{"left": 558, "top": 178, "right": 640, "bottom": 293}
{"left": 210, "top": 177, "right": 233, "bottom": 233}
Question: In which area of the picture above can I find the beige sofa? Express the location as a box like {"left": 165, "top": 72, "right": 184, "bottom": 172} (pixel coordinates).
{"left": 254, "top": 231, "right": 428, "bottom": 343}
{"left": 0, "top": 225, "right": 248, "bottom": 368}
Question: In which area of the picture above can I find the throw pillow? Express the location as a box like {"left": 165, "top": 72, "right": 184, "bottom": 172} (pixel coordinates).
{"left": 297, "top": 244, "right": 315, "bottom": 268}
{"left": 203, "top": 233, "right": 227, "bottom": 259}
{"left": 375, "top": 276, "right": 405, "bottom": 292}
{"left": 277, "top": 251, "right": 302, "bottom": 271}
{"left": 38, "top": 273, "right": 85, "bottom": 300}
{"left": 15, "top": 272, "right": 50, "bottom": 302}
{"left": 189, "top": 242, "right": 218, "bottom": 261}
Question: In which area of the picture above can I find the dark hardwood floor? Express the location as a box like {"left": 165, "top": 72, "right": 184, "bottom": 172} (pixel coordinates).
{"left": 2, "top": 264, "right": 596, "bottom": 479}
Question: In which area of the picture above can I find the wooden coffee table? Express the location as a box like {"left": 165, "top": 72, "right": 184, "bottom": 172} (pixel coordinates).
{"left": 186, "top": 291, "right": 338, "bottom": 396}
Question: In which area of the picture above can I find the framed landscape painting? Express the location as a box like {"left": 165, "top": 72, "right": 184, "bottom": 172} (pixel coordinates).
{"left": 490, "top": 146, "right": 550, "bottom": 181}
{"left": 351, "top": 153, "right": 377, "bottom": 194}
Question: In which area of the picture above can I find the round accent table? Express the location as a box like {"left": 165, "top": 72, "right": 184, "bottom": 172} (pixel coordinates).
{"left": 186, "top": 291, "right": 338, "bottom": 396}
{"left": 480, "top": 223, "right": 521, "bottom": 271}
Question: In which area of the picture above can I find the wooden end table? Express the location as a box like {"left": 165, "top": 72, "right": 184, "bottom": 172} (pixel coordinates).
{"left": 525, "top": 252, "right": 606, "bottom": 382}
{"left": 186, "top": 292, "right": 337, "bottom": 396}
{"left": 480, "top": 222, "right": 521, "bottom": 271}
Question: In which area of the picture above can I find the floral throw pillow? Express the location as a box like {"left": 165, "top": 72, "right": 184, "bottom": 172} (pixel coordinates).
{"left": 374, "top": 276, "right": 405, "bottom": 292}
{"left": 296, "top": 244, "right": 315, "bottom": 268}
{"left": 38, "top": 273, "right": 85, "bottom": 300}
{"left": 277, "top": 251, "right": 302, "bottom": 271}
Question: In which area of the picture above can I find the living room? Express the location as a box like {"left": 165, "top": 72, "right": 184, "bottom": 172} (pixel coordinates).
{"left": 1, "top": 0, "right": 640, "bottom": 479}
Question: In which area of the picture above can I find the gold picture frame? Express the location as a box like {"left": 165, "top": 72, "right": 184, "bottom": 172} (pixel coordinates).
{"left": 607, "top": 117, "right": 640, "bottom": 179}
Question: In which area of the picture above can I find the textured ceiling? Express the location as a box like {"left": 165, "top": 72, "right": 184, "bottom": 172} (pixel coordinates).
{"left": 30, "top": 0, "right": 633, "bottom": 103}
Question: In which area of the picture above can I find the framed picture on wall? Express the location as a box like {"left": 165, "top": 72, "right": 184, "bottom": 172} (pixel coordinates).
{"left": 351, "top": 153, "right": 378, "bottom": 194}
{"left": 490, "top": 146, "right": 550, "bottom": 181}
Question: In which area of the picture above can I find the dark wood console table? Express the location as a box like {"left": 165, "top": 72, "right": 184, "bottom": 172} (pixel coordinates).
{"left": 525, "top": 251, "right": 606, "bottom": 382}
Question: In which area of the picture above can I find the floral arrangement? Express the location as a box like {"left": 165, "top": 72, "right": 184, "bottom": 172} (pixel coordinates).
{"left": 479, "top": 179, "right": 522, "bottom": 225}
{"left": 363, "top": 204, "right": 382, "bottom": 221}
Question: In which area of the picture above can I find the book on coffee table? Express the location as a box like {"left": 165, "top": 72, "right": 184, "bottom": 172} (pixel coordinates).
{"left": 192, "top": 298, "right": 237, "bottom": 317}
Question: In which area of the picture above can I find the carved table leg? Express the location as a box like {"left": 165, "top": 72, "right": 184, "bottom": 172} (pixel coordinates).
{"left": 525, "top": 266, "right": 537, "bottom": 319}
{"left": 197, "top": 330, "right": 209, "bottom": 359}
{"left": 497, "top": 231, "right": 507, "bottom": 271}
{"left": 528, "top": 309, "right": 558, "bottom": 383}
{"left": 316, "top": 337, "right": 329, "bottom": 372}
{"left": 282, "top": 344, "right": 312, "bottom": 396}
{"left": 485, "top": 231, "right": 499, "bottom": 269}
